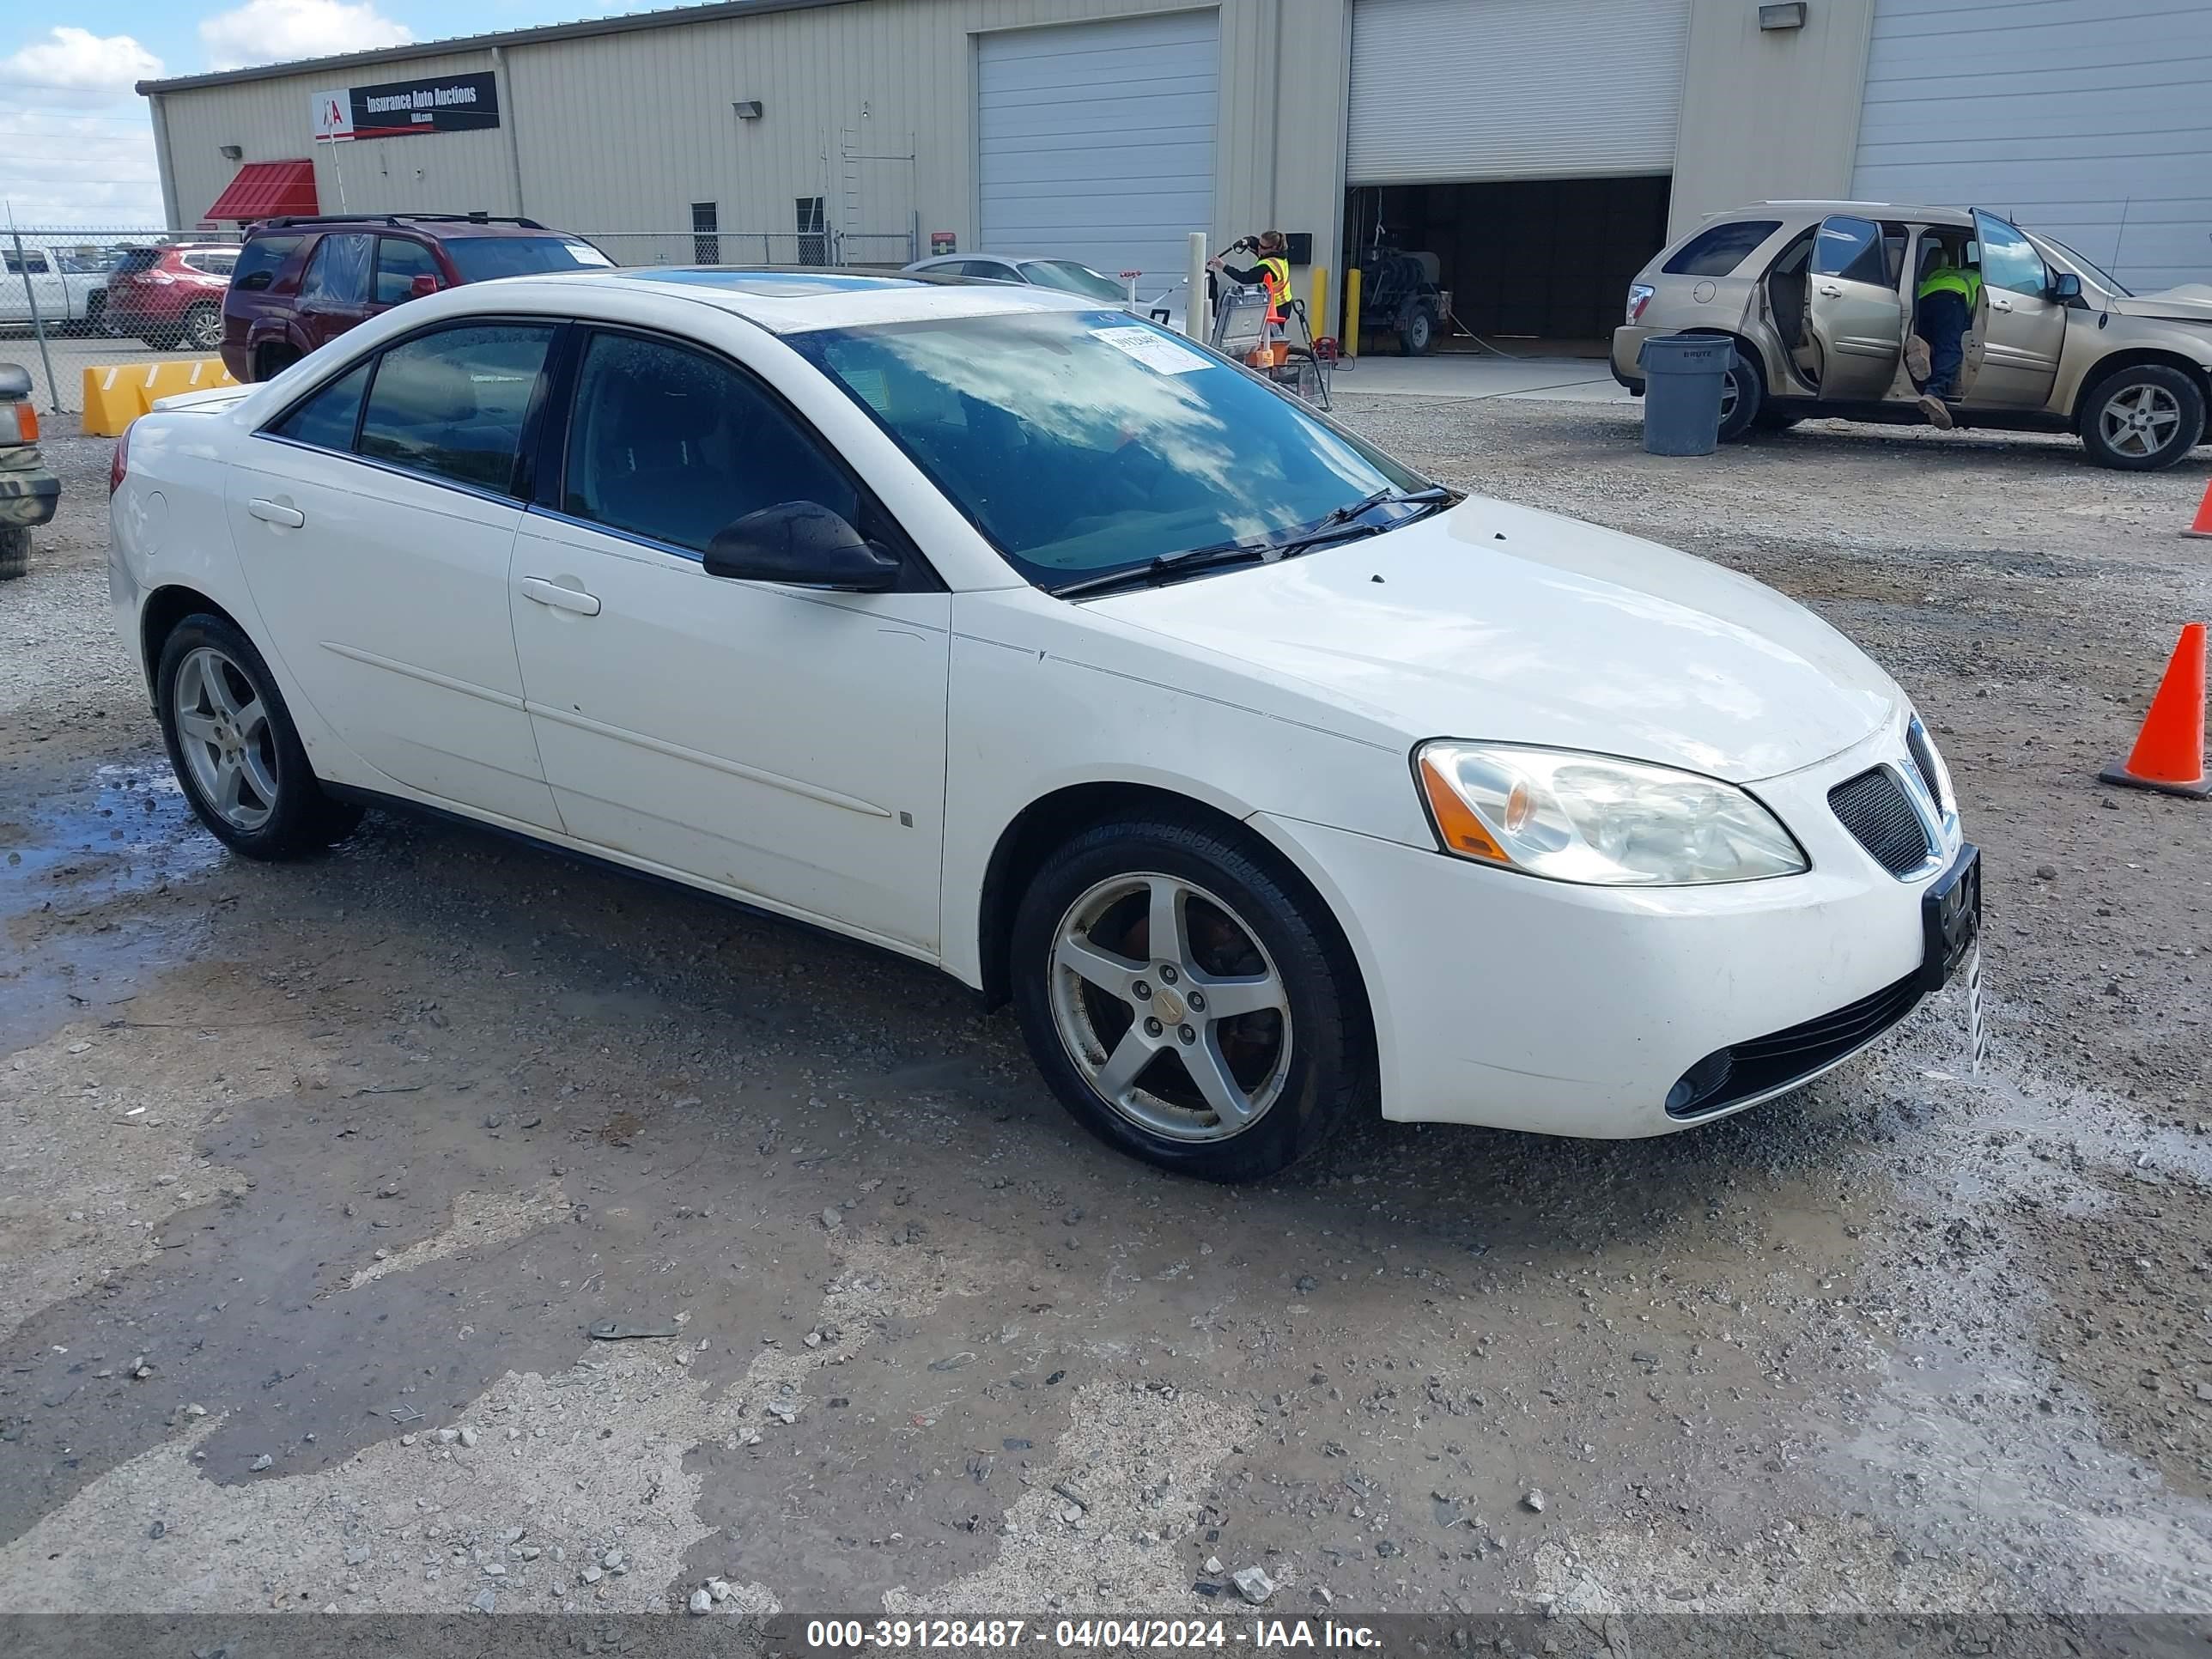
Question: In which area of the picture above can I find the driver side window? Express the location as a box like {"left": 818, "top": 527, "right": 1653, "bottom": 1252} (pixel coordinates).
{"left": 1975, "top": 214, "right": 2048, "bottom": 297}
{"left": 561, "top": 331, "right": 860, "bottom": 556}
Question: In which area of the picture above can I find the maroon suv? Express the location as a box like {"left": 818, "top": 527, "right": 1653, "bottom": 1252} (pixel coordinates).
{"left": 221, "top": 214, "right": 613, "bottom": 382}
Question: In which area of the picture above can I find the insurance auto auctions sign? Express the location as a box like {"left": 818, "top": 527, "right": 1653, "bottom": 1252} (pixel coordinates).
{"left": 310, "top": 71, "right": 500, "bottom": 143}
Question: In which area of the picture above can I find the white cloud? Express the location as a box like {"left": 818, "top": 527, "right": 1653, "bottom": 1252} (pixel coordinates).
{"left": 198, "top": 0, "right": 415, "bottom": 74}
{"left": 0, "top": 31, "right": 165, "bottom": 223}
{"left": 1, "top": 27, "right": 163, "bottom": 105}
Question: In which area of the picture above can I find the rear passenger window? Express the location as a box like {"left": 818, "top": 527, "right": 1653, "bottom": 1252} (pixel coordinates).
{"left": 1662, "top": 220, "right": 1781, "bottom": 277}
{"left": 270, "top": 362, "right": 369, "bottom": 450}
{"left": 356, "top": 325, "right": 556, "bottom": 495}
{"left": 301, "top": 233, "right": 373, "bottom": 306}
{"left": 231, "top": 235, "right": 302, "bottom": 293}
{"left": 1813, "top": 216, "right": 1890, "bottom": 288}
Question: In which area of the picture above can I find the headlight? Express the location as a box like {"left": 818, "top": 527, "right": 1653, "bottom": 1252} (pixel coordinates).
{"left": 1415, "top": 741, "right": 1808, "bottom": 886}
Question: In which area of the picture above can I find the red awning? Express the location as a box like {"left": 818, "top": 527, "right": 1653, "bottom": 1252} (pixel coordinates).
{"left": 204, "top": 160, "right": 319, "bottom": 223}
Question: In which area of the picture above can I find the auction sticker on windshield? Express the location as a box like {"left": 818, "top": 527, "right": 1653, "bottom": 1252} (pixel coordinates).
{"left": 1090, "top": 326, "right": 1212, "bottom": 374}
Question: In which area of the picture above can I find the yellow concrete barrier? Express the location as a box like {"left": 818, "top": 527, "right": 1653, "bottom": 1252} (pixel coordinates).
{"left": 79, "top": 357, "right": 239, "bottom": 437}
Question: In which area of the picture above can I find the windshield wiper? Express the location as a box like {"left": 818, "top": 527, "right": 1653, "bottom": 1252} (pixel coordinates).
{"left": 1048, "top": 540, "right": 1274, "bottom": 599}
{"left": 1048, "top": 486, "right": 1458, "bottom": 600}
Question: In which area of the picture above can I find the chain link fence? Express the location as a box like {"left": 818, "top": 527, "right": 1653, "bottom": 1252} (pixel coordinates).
{"left": 3, "top": 222, "right": 917, "bottom": 416}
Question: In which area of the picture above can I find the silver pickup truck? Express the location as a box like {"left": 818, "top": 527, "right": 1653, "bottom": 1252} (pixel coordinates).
{"left": 3, "top": 246, "right": 109, "bottom": 330}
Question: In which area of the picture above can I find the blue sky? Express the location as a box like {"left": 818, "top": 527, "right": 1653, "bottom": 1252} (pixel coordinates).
{"left": 3, "top": 1, "right": 670, "bottom": 225}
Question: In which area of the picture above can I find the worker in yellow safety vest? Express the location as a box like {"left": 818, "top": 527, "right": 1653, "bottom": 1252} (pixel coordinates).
{"left": 1210, "top": 230, "right": 1292, "bottom": 363}
{"left": 1911, "top": 245, "right": 1982, "bottom": 429}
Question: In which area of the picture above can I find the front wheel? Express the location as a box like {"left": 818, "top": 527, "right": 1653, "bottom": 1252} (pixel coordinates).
{"left": 1398, "top": 303, "right": 1435, "bottom": 356}
{"left": 2080, "top": 365, "right": 2205, "bottom": 471}
{"left": 0, "top": 526, "right": 27, "bottom": 581}
{"left": 156, "top": 614, "right": 362, "bottom": 859}
{"left": 1011, "top": 817, "right": 1370, "bottom": 1182}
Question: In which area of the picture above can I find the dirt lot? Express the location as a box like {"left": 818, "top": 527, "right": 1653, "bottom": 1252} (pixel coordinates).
{"left": 1, "top": 404, "right": 2209, "bottom": 1624}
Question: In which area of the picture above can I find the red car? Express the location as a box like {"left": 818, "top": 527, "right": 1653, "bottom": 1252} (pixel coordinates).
{"left": 221, "top": 214, "right": 613, "bottom": 382}
{"left": 102, "top": 244, "right": 240, "bottom": 352}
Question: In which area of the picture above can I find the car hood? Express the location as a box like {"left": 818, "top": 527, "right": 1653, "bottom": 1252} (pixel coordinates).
{"left": 1084, "top": 499, "right": 1899, "bottom": 782}
{"left": 2109, "top": 283, "right": 2212, "bottom": 325}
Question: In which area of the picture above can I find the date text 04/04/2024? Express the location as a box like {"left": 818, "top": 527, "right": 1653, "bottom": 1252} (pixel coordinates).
{"left": 803, "top": 1620, "right": 1382, "bottom": 1650}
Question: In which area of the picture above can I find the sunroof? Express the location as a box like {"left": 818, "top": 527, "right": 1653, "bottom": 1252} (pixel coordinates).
{"left": 624, "top": 270, "right": 921, "bottom": 296}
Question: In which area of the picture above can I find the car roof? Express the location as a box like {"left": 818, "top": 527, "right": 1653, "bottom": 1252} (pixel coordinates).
{"left": 246, "top": 216, "right": 564, "bottom": 239}
{"left": 1735, "top": 201, "right": 1979, "bottom": 228}
{"left": 469, "top": 267, "right": 1102, "bottom": 334}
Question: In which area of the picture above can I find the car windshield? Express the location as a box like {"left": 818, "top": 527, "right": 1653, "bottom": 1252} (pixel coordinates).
{"left": 442, "top": 235, "right": 615, "bottom": 282}
{"left": 2039, "top": 234, "right": 2132, "bottom": 297}
{"left": 1018, "top": 260, "right": 1129, "bottom": 301}
{"left": 791, "top": 308, "right": 1428, "bottom": 586}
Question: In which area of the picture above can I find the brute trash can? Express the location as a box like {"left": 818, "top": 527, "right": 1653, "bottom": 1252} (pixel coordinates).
{"left": 1637, "top": 334, "right": 1737, "bottom": 456}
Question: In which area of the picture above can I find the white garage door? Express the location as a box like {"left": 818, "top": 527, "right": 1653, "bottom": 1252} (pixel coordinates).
{"left": 1851, "top": 0, "right": 2212, "bottom": 295}
{"left": 1347, "top": 0, "right": 1691, "bottom": 185}
{"left": 975, "top": 12, "right": 1218, "bottom": 285}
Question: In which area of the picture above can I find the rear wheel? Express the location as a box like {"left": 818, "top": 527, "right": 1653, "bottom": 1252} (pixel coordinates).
{"left": 156, "top": 614, "right": 362, "bottom": 859}
{"left": 1717, "top": 350, "right": 1765, "bottom": 441}
{"left": 254, "top": 343, "right": 300, "bottom": 382}
{"left": 0, "top": 526, "right": 27, "bottom": 581}
{"left": 179, "top": 303, "right": 223, "bottom": 353}
{"left": 1011, "top": 816, "right": 1370, "bottom": 1182}
{"left": 2080, "top": 365, "right": 2204, "bottom": 471}
{"left": 1398, "top": 302, "right": 1435, "bottom": 356}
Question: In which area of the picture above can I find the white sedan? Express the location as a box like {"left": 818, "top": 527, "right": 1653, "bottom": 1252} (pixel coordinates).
{"left": 107, "top": 270, "right": 1980, "bottom": 1182}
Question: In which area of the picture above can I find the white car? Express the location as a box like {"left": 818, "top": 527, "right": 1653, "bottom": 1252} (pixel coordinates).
{"left": 903, "top": 252, "right": 1186, "bottom": 332}
{"left": 107, "top": 271, "right": 1980, "bottom": 1182}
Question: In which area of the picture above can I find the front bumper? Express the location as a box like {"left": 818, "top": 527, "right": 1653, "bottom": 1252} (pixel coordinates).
{"left": 0, "top": 444, "right": 59, "bottom": 530}
{"left": 1257, "top": 723, "right": 1965, "bottom": 1138}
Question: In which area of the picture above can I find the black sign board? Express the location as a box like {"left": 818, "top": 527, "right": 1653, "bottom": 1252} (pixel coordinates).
{"left": 349, "top": 70, "right": 500, "bottom": 140}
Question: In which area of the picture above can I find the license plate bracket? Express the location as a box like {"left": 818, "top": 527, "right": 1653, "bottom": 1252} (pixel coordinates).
{"left": 1920, "top": 842, "right": 1983, "bottom": 993}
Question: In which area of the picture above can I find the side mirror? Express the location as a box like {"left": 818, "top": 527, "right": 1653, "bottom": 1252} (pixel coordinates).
{"left": 703, "top": 501, "right": 901, "bottom": 591}
{"left": 2050, "top": 270, "right": 2082, "bottom": 303}
{"left": 408, "top": 273, "right": 442, "bottom": 300}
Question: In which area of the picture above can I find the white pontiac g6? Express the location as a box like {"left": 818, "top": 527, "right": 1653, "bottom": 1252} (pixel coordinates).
{"left": 108, "top": 270, "right": 1981, "bottom": 1181}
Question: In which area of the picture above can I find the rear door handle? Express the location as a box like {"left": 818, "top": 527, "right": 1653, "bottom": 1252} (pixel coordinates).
{"left": 246, "top": 497, "right": 305, "bottom": 528}
{"left": 520, "top": 575, "right": 602, "bottom": 617}
{"left": 1815, "top": 284, "right": 1843, "bottom": 298}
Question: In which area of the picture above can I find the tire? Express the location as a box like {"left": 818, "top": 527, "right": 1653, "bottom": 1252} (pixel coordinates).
{"left": 155, "top": 613, "right": 362, "bottom": 859}
{"left": 1010, "top": 815, "right": 1370, "bottom": 1182}
{"left": 0, "top": 526, "right": 27, "bottom": 582}
{"left": 1398, "top": 303, "right": 1434, "bottom": 357}
{"left": 2079, "top": 364, "right": 2206, "bottom": 471}
{"left": 179, "top": 303, "right": 223, "bottom": 354}
{"left": 1716, "top": 349, "right": 1765, "bottom": 442}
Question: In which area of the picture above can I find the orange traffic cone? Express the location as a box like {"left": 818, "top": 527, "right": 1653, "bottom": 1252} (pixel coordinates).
{"left": 2100, "top": 623, "right": 2209, "bottom": 798}
{"left": 2187, "top": 480, "right": 2212, "bottom": 538}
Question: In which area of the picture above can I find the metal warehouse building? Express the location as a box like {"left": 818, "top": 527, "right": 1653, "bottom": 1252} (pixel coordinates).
{"left": 139, "top": 0, "right": 2212, "bottom": 344}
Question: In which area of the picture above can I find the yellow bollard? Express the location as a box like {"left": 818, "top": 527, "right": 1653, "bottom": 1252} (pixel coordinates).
{"left": 1310, "top": 266, "right": 1329, "bottom": 348}
{"left": 1344, "top": 268, "right": 1362, "bottom": 359}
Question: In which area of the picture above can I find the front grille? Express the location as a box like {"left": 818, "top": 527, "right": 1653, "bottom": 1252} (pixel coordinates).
{"left": 1665, "top": 971, "right": 1926, "bottom": 1119}
{"left": 1905, "top": 722, "right": 1945, "bottom": 813}
{"left": 1829, "top": 766, "right": 1931, "bottom": 875}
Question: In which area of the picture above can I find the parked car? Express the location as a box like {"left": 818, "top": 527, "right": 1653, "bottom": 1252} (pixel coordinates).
{"left": 1614, "top": 200, "right": 2212, "bottom": 471}
{"left": 0, "top": 362, "right": 59, "bottom": 580}
{"left": 110, "top": 271, "right": 1978, "bottom": 1181}
{"left": 1, "top": 245, "right": 112, "bottom": 334}
{"left": 97, "top": 243, "right": 239, "bottom": 351}
{"left": 904, "top": 252, "right": 1185, "bottom": 331}
{"left": 222, "top": 214, "right": 614, "bottom": 382}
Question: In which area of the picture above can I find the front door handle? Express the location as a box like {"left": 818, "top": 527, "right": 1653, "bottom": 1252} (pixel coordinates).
{"left": 520, "top": 575, "right": 602, "bottom": 617}
{"left": 1990, "top": 296, "right": 2014, "bottom": 313}
{"left": 1815, "top": 283, "right": 1843, "bottom": 298}
{"left": 246, "top": 497, "right": 305, "bottom": 528}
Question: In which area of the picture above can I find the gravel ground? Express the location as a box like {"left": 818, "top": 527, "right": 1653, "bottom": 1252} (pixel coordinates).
{"left": 0, "top": 402, "right": 2209, "bottom": 1625}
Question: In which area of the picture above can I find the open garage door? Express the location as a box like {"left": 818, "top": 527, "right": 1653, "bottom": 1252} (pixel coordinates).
{"left": 1850, "top": 0, "right": 2212, "bottom": 296}
{"left": 1347, "top": 0, "right": 1690, "bottom": 186}
{"left": 976, "top": 12, "right": 1218, "bottom": 286}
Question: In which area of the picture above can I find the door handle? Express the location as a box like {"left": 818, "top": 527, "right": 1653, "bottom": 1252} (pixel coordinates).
{"left": 520, "top": 576, "right": 602, "bottom": 617}
{"left": 1991, "top": 296, "right": 2014, "bottom": 313}
{"left": 1814, "top": 283, "right": 1844, "bottom": 298}
{"left": 246, "top": 497, "right": 305, "bottom": 528}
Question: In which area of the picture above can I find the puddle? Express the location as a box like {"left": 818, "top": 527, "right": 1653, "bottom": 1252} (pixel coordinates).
{"left": 0, "top": 756, "right": 223, "bottom": 1038}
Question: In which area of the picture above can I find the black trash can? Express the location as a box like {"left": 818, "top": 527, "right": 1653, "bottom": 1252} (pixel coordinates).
{"left": 1637, "top": 334, "right": 1737, "bottom": 457}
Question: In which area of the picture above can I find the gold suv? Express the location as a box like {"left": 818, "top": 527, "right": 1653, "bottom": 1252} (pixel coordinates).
{"left": 1613, "top": 202, "right": 2212, "bottom": 471}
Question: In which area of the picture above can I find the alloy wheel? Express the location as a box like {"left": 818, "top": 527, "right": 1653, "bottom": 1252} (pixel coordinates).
{"left": 1047, "top": 872, "right": 1292, "bottom": 1141}
{"left": 185, "top": 307, "right": 223, "bottom": 351}
{"left": 172, "top": 646, "right": 279, "bottom": 832}
{"left": 2100, "top": 384, "right": 2181, "bottom": 459}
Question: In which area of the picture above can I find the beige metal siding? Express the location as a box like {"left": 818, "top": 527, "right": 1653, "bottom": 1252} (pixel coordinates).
{"left": 161, "top": 48, "right": 520, "bottom": 227}
{"left": 1668, "top": 0, "right": 1876, "bottom": 238}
